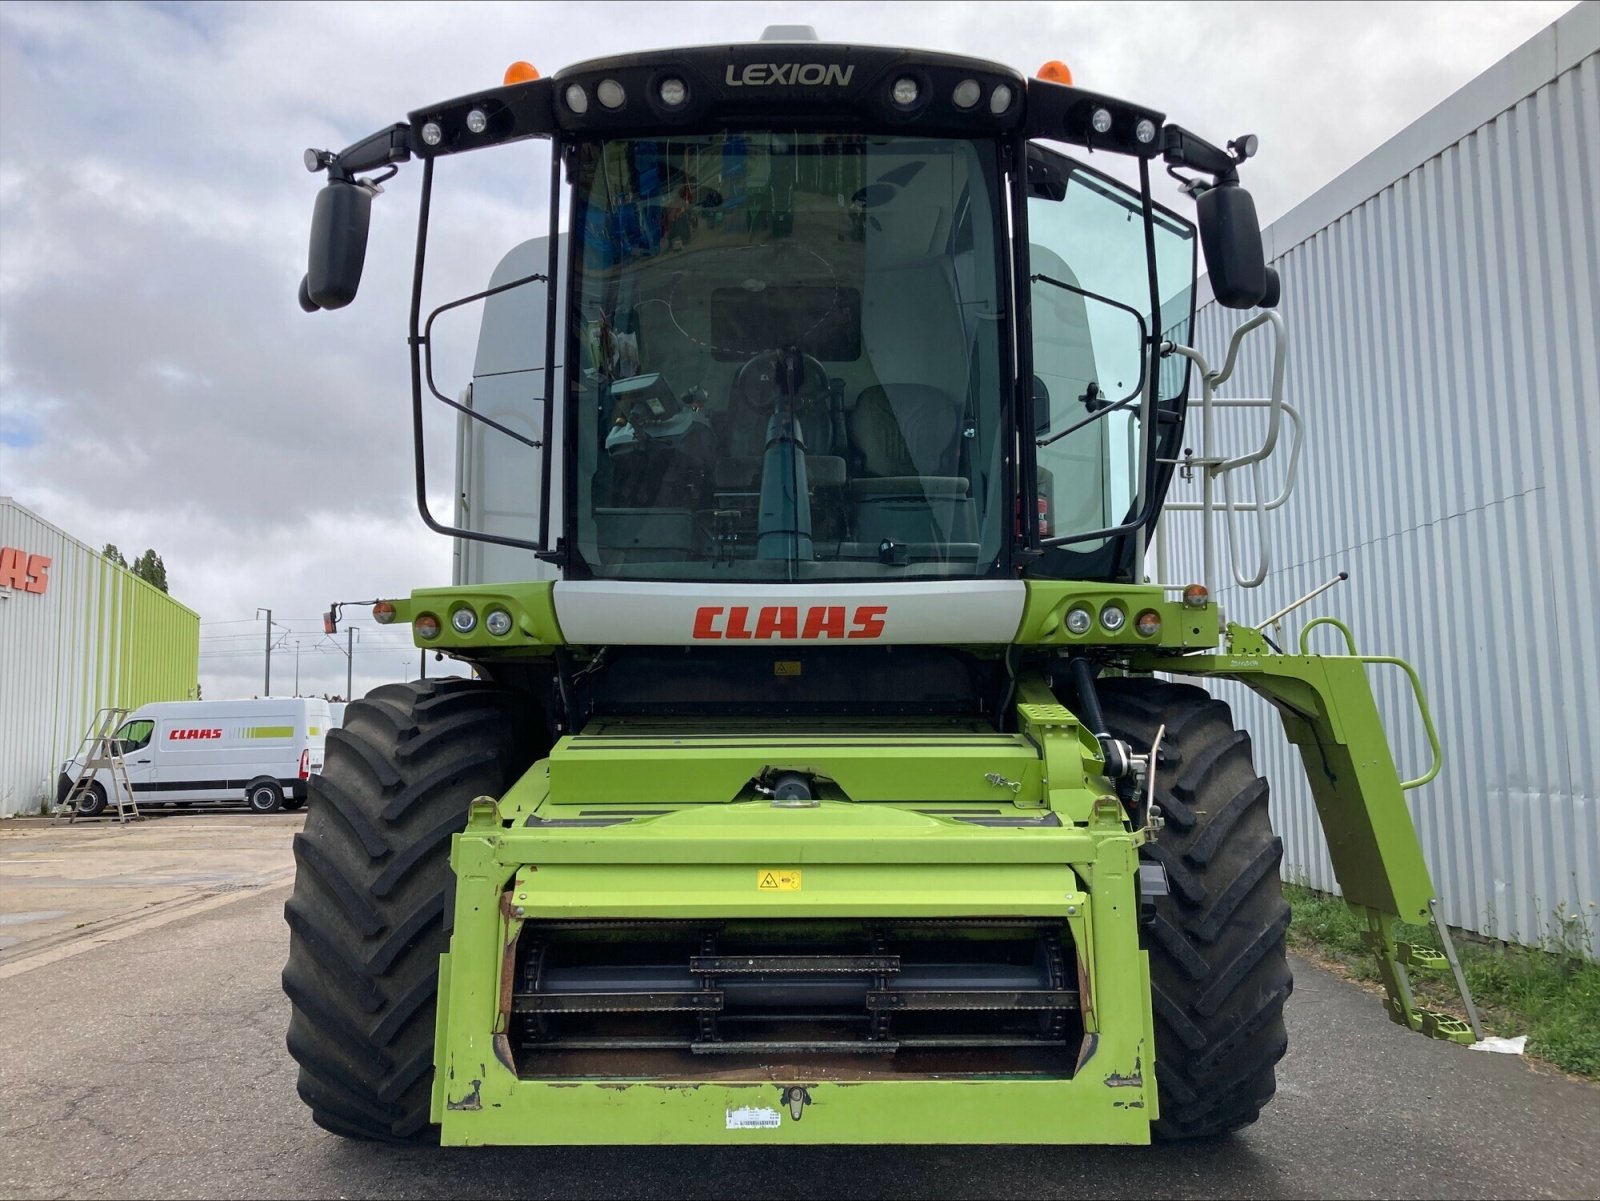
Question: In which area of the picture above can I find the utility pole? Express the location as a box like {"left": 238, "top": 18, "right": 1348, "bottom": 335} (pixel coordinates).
{"left": 294, "top": 640, "right": 303, "bottom": 696}
{"left": 329, "top": 626, "right": 360, "bottom": 700}
{"left": 256, "top": 608, "right": 272, "bottom": 696}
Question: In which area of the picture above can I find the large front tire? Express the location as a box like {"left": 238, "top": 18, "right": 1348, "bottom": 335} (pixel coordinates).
{"left": 282, "top": 678, "right": 535, "bottom": 1142}
{"left": 1098, "top": 677, "right": 1293, "bottom": 1140}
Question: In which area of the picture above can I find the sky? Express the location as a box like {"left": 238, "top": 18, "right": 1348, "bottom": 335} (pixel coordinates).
{"left": 0, "top": 0, "right": 1576, "bottom": 701}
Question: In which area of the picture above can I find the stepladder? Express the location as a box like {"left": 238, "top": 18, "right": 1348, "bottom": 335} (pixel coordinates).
{"left": 56, "top": 708, "right": 141, "bottom": 824}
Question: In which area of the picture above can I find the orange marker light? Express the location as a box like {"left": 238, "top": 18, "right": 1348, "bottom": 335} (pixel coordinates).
{"left": 1036, "top": 60, "right": 1073, "bottom": 85}
{"left": 504, "top": 61, "right": 540, "bottom": 85}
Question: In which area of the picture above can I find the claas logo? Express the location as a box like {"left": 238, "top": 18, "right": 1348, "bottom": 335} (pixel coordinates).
{"left": 692, "top": 605, "right": 887, "bottom": 641}
{"left": 169, "top": 729, "right": 223, "bottom": 740}
{"left": 0, "top": 547, "right": 52, "bottom": 595}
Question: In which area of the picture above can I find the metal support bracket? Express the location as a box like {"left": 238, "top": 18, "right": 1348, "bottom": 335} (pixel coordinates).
{"left": 1133, "top": 617, "right": 1482, "bottom": 1045}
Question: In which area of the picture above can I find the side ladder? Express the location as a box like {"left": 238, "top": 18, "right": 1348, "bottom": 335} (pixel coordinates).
{"left": 56, "top": 708, "right": 141, "bottom": 826}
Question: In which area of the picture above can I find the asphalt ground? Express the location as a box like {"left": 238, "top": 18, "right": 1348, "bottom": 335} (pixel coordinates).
{"left": 0, "top": 820, "right": 1595, "bottom": 1200}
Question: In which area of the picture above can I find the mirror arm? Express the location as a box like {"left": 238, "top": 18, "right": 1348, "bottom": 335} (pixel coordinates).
{"left": 320, "top": 123, "right": 413, "bottom": 183}
{"left": 1160, "top": 124, "right": 1239, "bottom": 188}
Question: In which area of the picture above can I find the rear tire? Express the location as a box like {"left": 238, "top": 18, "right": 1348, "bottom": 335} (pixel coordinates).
{"left": 1097, "top": 676, "right": 1292, "bottom": 1140}
{"left": 246, "top": 780, "right": 284, "bottom": 814}
{"left": 281, "top": 679, "right": 536, "bottom": 1143}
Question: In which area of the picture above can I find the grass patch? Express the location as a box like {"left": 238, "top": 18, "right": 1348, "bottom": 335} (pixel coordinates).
{"left": 1283, "top": 884, "right": 1600, "bottom": 1079}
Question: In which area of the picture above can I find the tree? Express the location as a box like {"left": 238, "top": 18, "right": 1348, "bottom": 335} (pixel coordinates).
{"left": 131, "top": 549, "right": 168, "bottom": 593}
{"left": 102, "top": 544, "right": 127, "bottom": 567}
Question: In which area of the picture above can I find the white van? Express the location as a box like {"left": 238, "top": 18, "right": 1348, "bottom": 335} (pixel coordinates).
{"left": 58, "top": 698, "right": 330, "bottom": 816}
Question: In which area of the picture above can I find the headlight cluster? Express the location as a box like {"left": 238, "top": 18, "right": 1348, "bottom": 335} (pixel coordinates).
{"left": 1062, "top": 602, "right": 1163, "bottom": 639}
{"left": 412, "top": 605, "right": 515, "bottom": 640}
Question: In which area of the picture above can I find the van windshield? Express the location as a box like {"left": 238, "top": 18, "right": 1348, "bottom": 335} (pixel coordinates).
{"left": 570, "top": 132, "right": 1008, "bottom": 581}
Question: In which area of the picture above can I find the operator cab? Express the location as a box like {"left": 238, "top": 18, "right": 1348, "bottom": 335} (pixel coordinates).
{"left": 300, "top": 30, "right": 1276, "bottom": 587}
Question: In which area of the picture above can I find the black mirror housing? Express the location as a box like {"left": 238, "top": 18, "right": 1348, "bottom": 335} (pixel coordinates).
{"left": 306, "top": 181, "right": 372, "bottom": 310}
{"left": 1259, "top": 265, "right": 1281, "bottom": 309}
{"left": 1197, "top": 183, "right": 1266, "bottom": 309}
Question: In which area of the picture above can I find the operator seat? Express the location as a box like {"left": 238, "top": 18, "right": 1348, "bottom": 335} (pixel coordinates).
{"left": 847, "top": 383, "right": 975, "bottom": 548}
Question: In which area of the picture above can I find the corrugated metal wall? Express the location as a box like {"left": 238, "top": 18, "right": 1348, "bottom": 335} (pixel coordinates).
{"left": 1160, "top": 10, "right": 1599, "bottom": 955}
{"left": 0, "top": 498, "right": 200, "bottom": 815}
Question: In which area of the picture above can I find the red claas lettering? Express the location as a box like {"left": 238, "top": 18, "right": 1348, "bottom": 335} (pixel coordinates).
{"left": 0, "top": 548, "right": 53, "bottom": 594}
{"left": 848, "top": 605, "right": 888, "bottom": 639}
{"left": 0, "top": 547, "right": 25, "bottom": 590}
{"left": 692, "top": 604, "right": 887, "bottom": 641}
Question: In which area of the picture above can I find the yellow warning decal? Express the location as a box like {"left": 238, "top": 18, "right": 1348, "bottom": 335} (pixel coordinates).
{"left": 757, "top": 869, "right": 802, "bottom": 892}
{"left": 774, "top": 661, "right": 802, "bottom": 677}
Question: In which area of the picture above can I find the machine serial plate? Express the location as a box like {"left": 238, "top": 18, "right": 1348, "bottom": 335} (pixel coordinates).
{"left": 726, "top": 1106, "right": 783, "bottom": 1130}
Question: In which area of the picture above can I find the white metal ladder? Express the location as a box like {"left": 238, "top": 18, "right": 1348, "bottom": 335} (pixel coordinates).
{"left": 1160, "top": 309, "right": 1303, "bottom": 593}
{"left": 56, "top": 708, "right": 141, "bottom": 825}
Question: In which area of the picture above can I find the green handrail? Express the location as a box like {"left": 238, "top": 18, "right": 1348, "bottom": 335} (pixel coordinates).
{"left": 1299, "top": 617, "right": 1442, "bottom": 791}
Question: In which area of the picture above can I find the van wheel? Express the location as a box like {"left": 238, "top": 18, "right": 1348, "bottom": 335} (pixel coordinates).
{"left": 247, "top": 781, "right": 285, "bottom": 814}
{"left": 74, "top": 782, "right": 108, "bottom": 818}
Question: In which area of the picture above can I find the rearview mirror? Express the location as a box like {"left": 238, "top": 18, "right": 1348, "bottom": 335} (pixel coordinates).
{"left": 1196, "top": 183, "right": 1266, "bottom": 309}
{"left": 301, "top": 180, "right": 371, "bottom": 311}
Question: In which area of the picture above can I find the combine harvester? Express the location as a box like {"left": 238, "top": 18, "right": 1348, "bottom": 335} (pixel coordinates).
{"left": 285, "top": 27, "right": 1477, "bottom": 1145}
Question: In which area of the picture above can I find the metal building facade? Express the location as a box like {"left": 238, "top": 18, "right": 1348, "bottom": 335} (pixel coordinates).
{"left": 1159, "top": 3, "right": 1599, "bottom": 954}
{"left": 0, "top": 497, "right": 200, "bottom": 816}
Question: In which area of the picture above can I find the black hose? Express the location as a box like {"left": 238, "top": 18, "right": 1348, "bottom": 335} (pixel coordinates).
{"left": 1065, "top": 656, "right": 1108, "bottom": 738}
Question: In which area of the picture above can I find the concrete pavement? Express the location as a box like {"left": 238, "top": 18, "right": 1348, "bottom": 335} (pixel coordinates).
{"left": 0, "top": 812, "right": 301, "bottom": 967}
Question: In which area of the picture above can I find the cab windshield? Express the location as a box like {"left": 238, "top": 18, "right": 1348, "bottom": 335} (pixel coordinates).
{"left": 571, "top": 132, "right": 1007, "bottom": 581}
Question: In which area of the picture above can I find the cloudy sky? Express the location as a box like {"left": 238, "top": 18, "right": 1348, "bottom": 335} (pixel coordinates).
{"left": 0, "top": 0, "right": 1574, "bottom": 700}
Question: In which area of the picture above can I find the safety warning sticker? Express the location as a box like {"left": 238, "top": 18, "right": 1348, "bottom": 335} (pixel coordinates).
{"left": 757, "top": 869, "right": 802, "bottom": 891}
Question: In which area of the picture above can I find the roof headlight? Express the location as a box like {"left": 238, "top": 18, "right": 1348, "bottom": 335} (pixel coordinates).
{"left": 952, "top": 79, "right": 981, "bottom": 109}
{"left": 565, "top": 84, "right": 589, "bottom": 114}
{"left": 597, "top": 79, "right": 626, "bottom": 109}
{"left": 1135, "top": 117, "right": 1158, "bottom": 144}
{"left": 658, "top": 77, "right": 687, "bottom": 107}
{"left": 419, "top": 122, "right": 443, "bottom": 147}
{"left": 1091, "top": 107, "right": 1113, "bottom": 134}
{"left": 465, "top": 109, "right": 488, "bottom": 134}
{"left": 891, "top": 77, "right": 920, "bottom": 107}
{"left": 989, "top": 84, "right": 1014, "bottom": 114}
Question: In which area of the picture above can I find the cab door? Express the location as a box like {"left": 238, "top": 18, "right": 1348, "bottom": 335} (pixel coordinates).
{"left": 1022, "top": 144, "right": 1196, "bottom": 569}
{"left": 113, "top": 719, "right": 158, "bottom": 802}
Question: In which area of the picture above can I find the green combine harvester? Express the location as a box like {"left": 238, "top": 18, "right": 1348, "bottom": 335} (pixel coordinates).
{"left": 285, "top": 27, "right": 1480, "bottom": 1145}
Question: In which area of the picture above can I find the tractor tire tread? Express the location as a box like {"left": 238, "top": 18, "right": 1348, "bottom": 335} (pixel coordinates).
{"left": 1097, "top": 676, "right": 1292, "bottom": 1141}
{"left": 282, "top": 678, "right": 536, "bottom": 1143}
